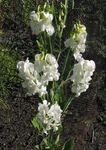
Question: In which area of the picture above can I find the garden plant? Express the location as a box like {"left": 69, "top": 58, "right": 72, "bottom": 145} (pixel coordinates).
{"left": 16, "top": 0, "right": 96, "bottom": 149}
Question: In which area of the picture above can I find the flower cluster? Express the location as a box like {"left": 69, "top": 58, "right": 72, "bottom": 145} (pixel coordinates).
{"left": 30, "top": 11, "right": 54, "bottom": 36}
{"left": 64, "top": 22, "right": 95, "bottom": 96}
{"left": 70, "top": 59, "right": 95, "bottom": 97}
{"left": 17, "top": 53, "right": 60, "bottom": 96}
{"left": 64, "top": 23, "right": 87, "bottom": 61}
{"left": 37, "top": 100, "right": 62, "bottom": 134}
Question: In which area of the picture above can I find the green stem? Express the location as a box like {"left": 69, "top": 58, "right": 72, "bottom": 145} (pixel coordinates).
{"left": 41, "top": 94, "right": 46, "bottom": 101}
{"left": 66, "top": 68, "right": 73, "bottom": 79}
{"left": 57, "top": 41, "right": 62, "bottom": 62}
{"left": 60, "top": 48, "right": 70, "bottom": 80}
{"left": 48, "top": 36, "right": 52, "bottom": 54}
{"left": 57, "top": 47, "right": 67, "bottom": 62}
{"left": 63, "top": 96, "right": 74, "bottom": 112}
{"left": 59, "top": 0, "right": 68, "bottom": 39}
{"left": 72, "top": 0, "right": 75, "bottom": 9}
{"left": 43, "top": 32, "right": 47, "bottom": 53}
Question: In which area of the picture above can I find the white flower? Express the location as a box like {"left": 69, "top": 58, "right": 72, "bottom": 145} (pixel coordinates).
{"left": 48, "top": 102, "right": 62, "bottom": 124}
{"left": 30, "top": 11, "right": 43, "bottom": 35}
{"left": 64, "top": 38, "right": 77, "bottom": 49}
{"left": 43, "top": 66, "right": 60, "bottom": 81}
{"left": 45, "top": 54, "right": 58, "bottom": 68}
{"left": 30, "top": 11, "right": 54, "bottom": 36}
{"left": 64, "top": 23, "right": 87, "bottom": 61}
{"left": 71, "top": 59, "right": 95, "bottom": 97}
{"left": 37, "top": 100, "right": 62, "bottom": 134}
{"left": 17, "top": 58, "right": 37, "bottom": 80}
{"left": 41, "top": 12, "right": 55, "bottom": 36}
{"left": 22, "top": 79, "right": 47, "bottom": 96}
{"left": 34, "top": 53, "right": 60, "bottom": 82}
{"left": 37, "top": 100, "right": 50, "bottom": 124}
{"left": 17, "top": 53, "right": 59, "bottom": 97}
{"left": 46, "top": 24, "right": 54, "bottom": 36}
{"left": 34, "top": 54, "right": 46, "bottom": 73}
{"left": 17, "top": 57, "right": 47, "bottom": 96}
{"left": 43, "top": 54, "right": 60, "bottom": 81}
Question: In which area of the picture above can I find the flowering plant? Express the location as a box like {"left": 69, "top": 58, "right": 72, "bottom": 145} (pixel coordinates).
{"left": 17, "top": 0, "right": 95, "bottom": 149}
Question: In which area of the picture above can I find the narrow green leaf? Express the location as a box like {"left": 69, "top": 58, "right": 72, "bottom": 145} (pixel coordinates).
{"left": 43, "top": 138, "right": 49, "bottom": 146}
{"left": 55, "top": 134, "right": 60, "bottom": 145}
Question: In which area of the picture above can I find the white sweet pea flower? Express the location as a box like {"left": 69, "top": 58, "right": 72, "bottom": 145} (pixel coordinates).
{"left": 30, "top": 11, "right": 54, "bottom": 36}
{"left": 41, "top": 12, "right": 55, "bottom": 36}
{"left": 37, "top": 100, "right": 50, "bottom": 124}
{"left": 17, "top": 58, "right": 37, "bottom": 80}
{"left": 34, "top": 53, "right": 60, "bottom": 82}
{"left": 64, "top": 38, "right": 77, "bottom": 49}
{"left": 17, "top": 53, "right": 59, "bottom": 97}
{"left": 30, "top": 11, "right": 40, "bottom": 22}
{"left": 48, "top": 102, "right": 62, "bottom": 124}
{"left": 46, "top": 24, "right": 55, "bottom": 36}
{"left": 45, "top": 54, "right": 58, "bottom": 68}
{"left": 43, "top": 65, "right": 60, "bottom": 81}
{"left": 34, "top": 53, "right": 46, "bottom": 73}
{"left": 44, "top": 54, "right": 60, "bottom": 81}
{"left": 30, "top": 11, "right": 43, "bottom": 35}
{"left": 71, "top": 59, "right": 95, "bottom": 97}
{"left": 37, "top": 100, "right": 62, "bottom": 134}
{"left": 22, "top": 79, "right": 47, "bottom": 96}
{"left": 17, "top": 57, "right": 47, "bottom": 96}
{"left": 64, "top": 23, "right": 87, "bottom": 61}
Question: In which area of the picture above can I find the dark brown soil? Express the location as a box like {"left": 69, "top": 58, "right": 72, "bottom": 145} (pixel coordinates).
{"left": 0, "top": 0, "right": 106, "bottom": 150}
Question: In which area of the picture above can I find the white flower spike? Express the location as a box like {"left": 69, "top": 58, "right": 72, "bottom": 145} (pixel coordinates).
{"left": 37, "top": 100, "right": 62, "bottom": 134}
{"left": 64, "top": 23, "right": 87, "bottom": 61}
{"left": 17, "top": 53, "right": 60, "bottom": 97}
{"left": 71, "top": 59, "right": 95, "bottom": 97}
{"left": 30, "top": 11, "right": 54, "bottom": 36}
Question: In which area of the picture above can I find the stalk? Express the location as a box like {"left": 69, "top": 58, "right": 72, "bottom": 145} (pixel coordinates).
{"left": 48, "top": 36, "right": 52, "bottom": 54}
{"left": 63, "top": 96, "right": 74, "bottom": 112}
{"left": 60, "top": 48, "right": 71, "bottom": 80}
{"left": 59, "top": 0, "right": 68, "bottom": 39}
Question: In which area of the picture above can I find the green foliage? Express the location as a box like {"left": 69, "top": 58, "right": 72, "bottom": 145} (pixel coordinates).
{"left": 32, "top": 117, "right": 40, "bottom": 131}
{"left": 0, "top": 47, "right": 20, "bottom": 98}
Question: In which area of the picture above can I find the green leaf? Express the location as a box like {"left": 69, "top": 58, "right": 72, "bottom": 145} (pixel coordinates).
{"left": 32, "top": 117, "right": 40, "bottom": 130}
{"left": 43, "top": 138, "right": 49, "bottom": 147}
{"left": 62, "top": 139, "right": 74, "bottom": 150}
{"left": 55, "top": 134, "right": 60, "bottom": 145}
{"left": 35, "top": 145, "right": 40, "bottom": 150}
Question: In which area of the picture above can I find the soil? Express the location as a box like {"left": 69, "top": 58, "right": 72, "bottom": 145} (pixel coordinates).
{"left": 0, "top": 0, "right": 106, "bottom": 150}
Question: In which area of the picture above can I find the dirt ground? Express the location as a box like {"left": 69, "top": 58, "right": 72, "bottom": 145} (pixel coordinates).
{"left": 0, "top": 0, "right": 106, "bottom": 150}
